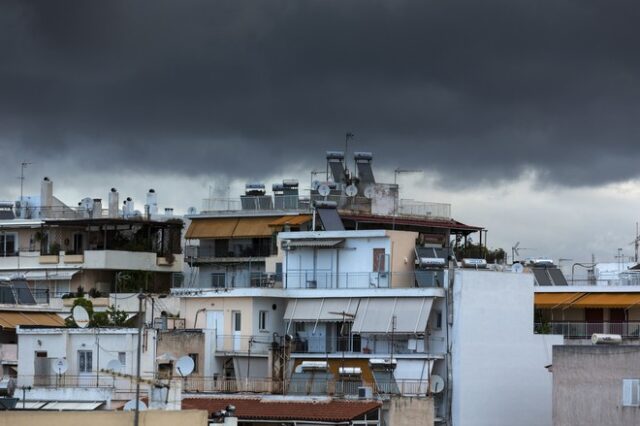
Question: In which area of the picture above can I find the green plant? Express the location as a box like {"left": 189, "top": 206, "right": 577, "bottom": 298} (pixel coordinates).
{"left": 88, "top": 288, "right": 103, "bottom": 298}
{"left": 92, "top": 312, "right": 110, "bottom": 327}
{"left": 76, "top": 286, "right": 85, "bottom": 298}
{"left": 107, "top": 305, "right": 128, "bottom": 326}
{"left": 49, "top": 243, "right": 61, "bottom": 255}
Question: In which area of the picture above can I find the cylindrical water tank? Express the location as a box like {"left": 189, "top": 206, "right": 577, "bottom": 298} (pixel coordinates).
{"left": 146, "top": 189, "right": 158, "bottom": 216}
{"left": 591, "top": 333, "right": 622, "bottom": 344}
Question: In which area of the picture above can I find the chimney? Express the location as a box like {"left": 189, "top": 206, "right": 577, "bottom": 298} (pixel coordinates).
{"left": 108, "top": 188, "right": 119, "bottom": 218}
{"left": 41, "top": 177, "right": 53, "bottom": 216}
{"left": 92, "top": 198, "right": 102, "bottom": 218}
{"left": 146, "top": 189, "right": 158, "bottom": 216}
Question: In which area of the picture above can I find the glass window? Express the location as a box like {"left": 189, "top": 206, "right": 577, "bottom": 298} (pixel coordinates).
{"left": 233, "top": 311, "right": 241, "bottom": 332}
{"left": 188, "top": 353, "right": 199, "bottom": 373}
{"left": 78, "top": 350, "right": 92, "bottom": 373}
{"left": 623, "top": 379, "right": 640, "bottom": 406}
{"left": 0, "top": 233, "right": 17, "bottom": 256}
{"left": 211, "top": 273, "right": 226, "bottom": 288}
{"left": 118, "top": 352, "right": 126, "bottom": 367}
{"left": 259, "top": 311, "right": 268, "bottom": 331}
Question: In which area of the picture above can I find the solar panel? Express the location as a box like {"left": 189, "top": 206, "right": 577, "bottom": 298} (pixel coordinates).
{"left": 548, "top": 268, "right": 569, "bottom": 286}
{"left": 372, "top": 370, "right": 400, "bottom": 394}
{"left": 317, "top": 208, "right": 344, "bottom": 231}
{"left": 415, "top": 270, "right": 438, "bottom": 287}
{"left": 329, "top": 161, "right": 347, "bottom": 184}
{"left": 0, "top": 284, "right": 16, "bottom": 304}
{"left": 532, "top": 268, "right": 553, "bottom": 286}
{"left": 288, "top": 371, "right": 332, "bottom": 395}
{"left": 356, "top": 162, "right": 375, "bottom": 184}
{"left": 12, "top": 279, "right": 36, "bottom": 304}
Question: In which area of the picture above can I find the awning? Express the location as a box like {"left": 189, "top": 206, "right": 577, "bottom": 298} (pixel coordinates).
{"left": 0, "top": 311, "right": 65, "bottom": 329}
{"left": 233, "top": 217, "right": 278, "bottom": 238}
{"left": 185, "top": 217, "right": 239, "bottom": 239}
{"left": 285, "top": 239, "right": 344, "bottom": 248}
{"left": 23, "top": 270, "right": 79, "bottom": 281}
{"left": 534, "top": 293, "right": 586, "bottom": 309}
{"left": 284, "top": 298, "right": 359, "bottom": 323}
{"left": 352, "top": 298, "right": 433, "bottom": 334}
{"left": 269, "top": 215, "right": 312, "bottom": 227}
{"left": 185, "top": 216, "right": 279, "bottom": 239}
{"left": 41, "top": 401, "right": 104, "bottom": 411}
{"left": 572, "top": 293, "right": 640, "bottom": 309}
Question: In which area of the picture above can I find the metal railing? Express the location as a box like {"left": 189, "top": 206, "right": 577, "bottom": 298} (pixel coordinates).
{"left": 213, "top": 334, "right": 274, "bottom": 354}
{"left": 535, "top": 322, "right": 640, "bottom": 338}
{"left": 291, "top": 335, "right": 431, "bottom": 355}
{"left": 202, "top": 195, "right": 452, "bottom": 220}
{"left": 187, "top": 246, "right": 274, "bottom": 259}
{"left": 22, "top": 374, "right": 137, "bottom": 389}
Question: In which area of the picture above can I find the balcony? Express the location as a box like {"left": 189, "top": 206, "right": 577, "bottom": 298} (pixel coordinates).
{"left": 284, "top": 271, "right": 438, "bottom": 289}
{"left": 535, "top": 322, "right": 640, "bottom": 339}
{"left": 214, "top": 334, "right": 273, "bottom": 354}
{"left": 291, "top": 335, "right": 436, "bottom": 356}
{"left": 202, "top": 195, "right": 452, "bottom": 220}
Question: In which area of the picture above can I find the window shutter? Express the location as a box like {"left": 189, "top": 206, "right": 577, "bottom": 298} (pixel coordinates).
{"left": 623, "top": 379, "right": 634, "bottom": 406}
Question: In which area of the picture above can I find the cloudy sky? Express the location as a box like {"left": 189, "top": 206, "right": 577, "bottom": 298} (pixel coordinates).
{"left": 1, "top": 0, "right": 640, "bottom": 263}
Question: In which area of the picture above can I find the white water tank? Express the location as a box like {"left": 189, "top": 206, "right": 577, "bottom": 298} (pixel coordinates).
{"left": 592, "top": 334, "right": 622, "bottom": 344}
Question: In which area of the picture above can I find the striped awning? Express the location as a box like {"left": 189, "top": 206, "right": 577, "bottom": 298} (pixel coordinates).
{"left": 0, "top": 311, "right": 65, "bottom": 329}
{"left": 534, "top": 293, "right": 586, "bottom": 309}
{"left": 535, "top": 292, "right": 640, "bottom": 309}
{"left": 352, "top": 297, "right": 433, "bottom": 334}
{"left": 269, "top": 215, "right": 312, "bottom": 227}
{"left": 285, "top": 239, "right": 344, "bottom": 248}
{"left": 186, "top": 216, "right": 280, "bottom": 239}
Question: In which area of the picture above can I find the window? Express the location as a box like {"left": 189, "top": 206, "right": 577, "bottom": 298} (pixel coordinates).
{"left": 259, "top": 311, "right": 268, "bottom": 331}
{"left": 211, "top": 273, "right": 226, "bottom": 288}
{"left": 73, "top": 233, "right": 84, "bottom": 254}
{"left": 623, "top": 379, "right": 640, "bottom": 407}
{"left": 233, "top": 311, "right": 241, "bottom": 332}
{"left": 434, "top": 310, "right": 443, "bottom": 330}
{"left": 78, "top": 350, "right": 93, "bottom": 373}
{"left": 295, "top": 322, "right": 306, "bottom": 333}
{"left": 373, "top": 248, "right": 386, "bottom": 272}
{"left": 188, "top": 353, "right": 199, "bottom": 373}
{"left": 0, "top": 233, "right": 17, "bottom": 256}
{"left": 118, "top": 352, "right": 126, "bottom": 367}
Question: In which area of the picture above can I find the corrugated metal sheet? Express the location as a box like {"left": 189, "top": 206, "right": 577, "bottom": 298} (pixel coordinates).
{"left": 41, "top": 401, "right": 103, "bottom": 411}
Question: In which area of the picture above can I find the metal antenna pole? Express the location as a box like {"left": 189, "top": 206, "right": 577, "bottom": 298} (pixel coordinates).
{"left": 134, "top": 291, "right": 145, "bottom": 426}
{"left": 19, "top": 161, "right": 31, "bottom": 206}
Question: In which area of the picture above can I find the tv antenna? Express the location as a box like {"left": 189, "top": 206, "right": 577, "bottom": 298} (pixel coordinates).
{"left": 18, "top": 161, "right": 32, "bottom": 206}
{"left": 511, "top": 242, "right": 535, "bottom": 263}
{"left": 629, "top": 222, "right": 639, "bottom": 263}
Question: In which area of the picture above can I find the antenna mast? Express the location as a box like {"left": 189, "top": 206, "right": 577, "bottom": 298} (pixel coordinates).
{"left": 19, "top": 161, "right": 32, "bottom": 206}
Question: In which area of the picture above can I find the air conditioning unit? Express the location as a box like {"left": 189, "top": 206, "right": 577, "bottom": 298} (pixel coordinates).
{"left": 358, "top": 386, "right": 373, "bottom": 399}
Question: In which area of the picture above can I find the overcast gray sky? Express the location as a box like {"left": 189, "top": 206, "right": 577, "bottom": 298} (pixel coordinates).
{"left": 2, "top": 0, "right": 640, "bottom": 263}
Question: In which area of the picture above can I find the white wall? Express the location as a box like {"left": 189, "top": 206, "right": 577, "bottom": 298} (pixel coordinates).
{"left": 451, "top": 270, "right": 563, "bottom": 426}
{"left": 16, "top": 328, "right": 157, "bottom": 388}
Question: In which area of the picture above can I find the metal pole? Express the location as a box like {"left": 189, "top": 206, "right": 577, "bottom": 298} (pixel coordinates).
{"left": 134, "top": 291, "right": 145, "bottom": 426}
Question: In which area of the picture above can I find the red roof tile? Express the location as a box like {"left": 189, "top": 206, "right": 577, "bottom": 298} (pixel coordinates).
{"left": 182, "top": 397, "right": 381, "bottom": 422}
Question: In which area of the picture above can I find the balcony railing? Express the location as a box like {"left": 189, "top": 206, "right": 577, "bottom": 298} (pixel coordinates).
{"left": 291, "top": 335, "right": 432, "bottom": 355}
{"left": 202, "top": 195, "right": 452, "bottom": 220}
{"left": 534, "top": 322, "right": 640, "bottom": 338}
{"left": 214, "top": 334, "right": 274, "bottom": 354}
{"left": 177, "top": 376, "right": 433, "bottom": 396}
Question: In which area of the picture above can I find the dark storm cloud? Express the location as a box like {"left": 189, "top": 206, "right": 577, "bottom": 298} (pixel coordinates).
{"left": 1, "top": 0, "right": 640, "bottom": 186}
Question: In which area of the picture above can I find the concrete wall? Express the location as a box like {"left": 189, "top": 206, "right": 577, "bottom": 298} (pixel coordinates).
{"left": 157, "top": 330, "right": 205, "bottom": 374}
{"left": 386, "top": 396, "right": 434, "bottom": 426}
{"left": 16, "top": 327, "right": 157, "bottom": 387}
{"left": 0, "top": 410, "right": 208, "bottom": 426}
{"left": 451, "top": 270, "right": 563, "bottom": 426}
{"left": 553, "top": 345, "right": 640, "bottom": 426}
{"left": 387, "top": 230, "right": 418, "bottom": 288}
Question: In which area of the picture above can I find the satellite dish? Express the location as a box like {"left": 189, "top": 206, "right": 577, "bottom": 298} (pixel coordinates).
{"left": 363, "top": 185, "right": 375, "bottom": 199}
{"left": 318, "top": 183, "right": 331, "bottom": 197}
{"left": 429, "top": 374, "right": 445, "bottom": 394}
{"left": 106, "top": 359, "right": 123, "bottom": 373}
{"left": 72, "top": 305, "right": 90, "bottom": 328}
{"left": 345, "top": 184, "right": 358, "bottom": 197}
{"left": 511, "top": 263, "right": 524, "bottom": 273}
{"left": 175, "top": 355, "right": 195, "bottom": 377}
{"left": 53, "top": 358, "right": 68, "bottom": 375}
{"left": 123, "top": 399, "right": 147, "bottom": 412}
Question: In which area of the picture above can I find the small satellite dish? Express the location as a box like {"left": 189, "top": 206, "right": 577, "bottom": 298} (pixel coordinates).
{"left": 318, "top": 183, "right": 331, "bottom": 197}
{"left": 345, "top": 184, "right": 358, "bottom": 197}
{"left": 175, "top": 355, "right": 195, "bottom": 377}
{"left": 363, "top": 185, "right": 375, "bottom": 199}
{"left": 123, "top": 399, "right": 147, "bottom": 412}
{"left": 429, "top": 374, "right": 445, "bottom": 394}
{"left": 511, "top": 263, "right": 524, "bottom": 273}
{"left": 72, "top": 305, "right": 90, "bottom": 328}
{"left": 53, "top": 358, "right": 68, "bottom": 375}
{"left": 311, "top": 180, "right": 321, "bottom": 191}
{"left": 106, "top": 359, "right": 123, "bottom": 373}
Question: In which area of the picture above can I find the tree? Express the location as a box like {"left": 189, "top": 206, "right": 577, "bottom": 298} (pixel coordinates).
{"left": 454, "top": 242, "right": 506, "bottom": 263}
{"left": 107, "top": 305, "right": 128, "bottom": 326}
